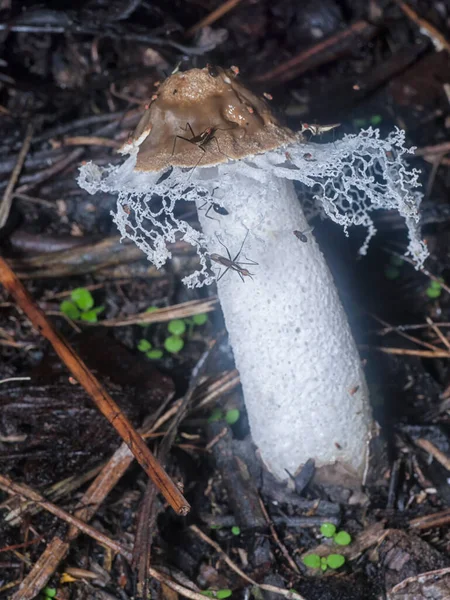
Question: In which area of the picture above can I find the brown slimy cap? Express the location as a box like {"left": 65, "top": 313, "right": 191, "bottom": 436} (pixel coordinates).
{"left": 123, "top": 67, "right": 296, "bottom": 172}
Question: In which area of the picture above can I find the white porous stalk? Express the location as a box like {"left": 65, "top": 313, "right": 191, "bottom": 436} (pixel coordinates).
{"left": 196, "top": 170, "right": 371, "bottom": 479}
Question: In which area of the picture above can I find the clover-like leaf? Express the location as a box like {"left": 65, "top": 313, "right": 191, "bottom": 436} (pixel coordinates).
{"left": 71, "top": 288, "right": 94, "bottom": 311}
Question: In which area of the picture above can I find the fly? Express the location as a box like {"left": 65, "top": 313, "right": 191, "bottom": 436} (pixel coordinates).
{"left": 209, "top": 231, "right": 257, "bottom": 282}
{"left": 293, "top": 227, "right": 314, "bottom": 242}
{"left": 300, "top": 123, "right": 340, "bottom": 137}
{"left": 199, "top": 201, "right": 229, "bottom": 221}
{"left": 172, "top": 123, "right": 234, "bottom": 175}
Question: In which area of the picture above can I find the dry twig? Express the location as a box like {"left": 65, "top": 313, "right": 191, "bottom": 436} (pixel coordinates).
{"left": 0, "top": 124, "right": 34, "bottom": 228}
{"left": 396, "top": 1, "right": 450, "bottom": 52}
{"left": 415, "top": 438, "right": 450, "bottom": 471}
{"left": 0, "top": 256, "right": 189, "bottom": 516}
{"left": 186, "top": 0, "right": 243, "bottom": 37}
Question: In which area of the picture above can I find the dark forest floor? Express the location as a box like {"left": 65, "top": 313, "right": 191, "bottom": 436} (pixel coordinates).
{"left": 1, "top": 1, "right": 450, "bottom": 599}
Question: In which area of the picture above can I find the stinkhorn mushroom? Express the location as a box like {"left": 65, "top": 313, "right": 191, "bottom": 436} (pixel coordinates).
{"left": 78, "top": 67, "right": 427, "bottom": 482}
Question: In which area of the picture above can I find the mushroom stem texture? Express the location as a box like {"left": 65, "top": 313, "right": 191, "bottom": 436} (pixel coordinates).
{"left": 195, "top": 170, "right": 371, "bottom": 479}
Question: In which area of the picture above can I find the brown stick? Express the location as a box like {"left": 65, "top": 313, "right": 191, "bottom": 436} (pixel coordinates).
{"left": 0, "top": 473, "right": 130, "bottom": 556}
{"left": 252, "top": 20, "right": 378, "bottom": 84}
{"left": 185, "top": 0, "right": 243, "bottom": 37}
{"left": 258, "top": 495, "right": 301, "bottom": 575}
{"left": 0, "top": 257, "right": 190, "bottom": 516}
{"left": 0, "top": 123, "right": 34, "bottom": 228}
{"left": 396, "top": 1, "right": 450, "bottom": 52}
{"left": 410, "top": 508, "right": 450, "bottom": 530}
{"left": 415, "top": 438, "right": 450, "bottom": 471}
{"left": 10, "top": 407, "right": 176, "bottom": 600}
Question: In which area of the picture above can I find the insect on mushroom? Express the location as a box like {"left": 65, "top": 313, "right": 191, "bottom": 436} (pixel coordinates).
{"left": 209, "top": 231, "right": 257, "bottom": 282}
{"left": 301, "top": 123, "right": 341, "bottom": 138}
{"left": 293, "top": 227, "right": 314, "bottom": 242}
{"left": 172, "top": 123, "right": 234, "bottom": 175}
{"left": 198, "top": 200, "right": 229, "bottom": 221}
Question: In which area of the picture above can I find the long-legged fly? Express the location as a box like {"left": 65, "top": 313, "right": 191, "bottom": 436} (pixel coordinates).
{"left": 209, "top": 231, "right": 257, "bottom": 282}
{"left": 172, "top": 122, "right": 237, "bottom": 174}
{"left": 198, "top": 200, "right": 229, "bottom": 221}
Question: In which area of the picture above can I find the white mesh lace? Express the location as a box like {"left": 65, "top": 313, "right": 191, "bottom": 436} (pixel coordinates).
{"left": 78, "top": 127, "right": 427, "bottom": 287}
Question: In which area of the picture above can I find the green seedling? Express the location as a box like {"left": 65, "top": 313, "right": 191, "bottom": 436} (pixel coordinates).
{"left": 334, "top": 531, "right": 351, "bottom": 546}
{"left": 370, "top": 115, "right": 382, "bottom": 126}
{"left": 168, "top": 319, "right": 187, "bottom": 336}
{"left": 164, "top": 335, "right": 184, "bottom": 354}
{"left": 225, "top": 409, "right": 240, "bottom": 425}
{"left": 42, "top": 588, "right": 57, "bottom": 599}
{"left": 193, "top": 313, "right": 208, "bottom": 325}
{"left": 320, "top": 523, "right": 336, "bottom": 538}
{"left": 138, "top": 339, "right": 152, "bottom": 352}
{"left": 302, "top": 552, "right": 346, "bottom": 572}
{"left": 426, "top": 278, "right": 444, "bottom": 299}
{"left": 302, "top": 554, "right": 321, "bottom": 569}
{"left": 384, "top": 254, "right": 404, "bottom": 281}
{"left": 208, "top": 408, "right": 224, "bottom": 423}
{"left": 201, "top": 590, "right": 232, "bottom": 599}
{"left": 139, "top": 309, "right": 208, "bottom": 358}
{"left": 137, "top": 339, "right": 164, "bottom": 359}
{"left": 60, "top": 288, "right": 104, "bottom": 323}
{"left": 231, "top": 525, "right": 240, "bottom": 536}
{"left": 326, "top": 554, "right": 346, "bottom": 569}
{"left": 320, "top": 523, "right": 352, "bottom": 546}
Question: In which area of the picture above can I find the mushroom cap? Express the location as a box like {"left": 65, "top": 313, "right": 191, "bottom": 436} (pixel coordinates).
{"left": 123, "top": 67, "right": 296, "bottom": 172}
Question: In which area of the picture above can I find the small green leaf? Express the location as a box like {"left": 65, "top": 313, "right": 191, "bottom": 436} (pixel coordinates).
{"left": 168, "top": 319, "right": 186, "bottom": 336}
{"left": 384, "top": 266, "right": 400, "bottom": 280}
{"left": 426, "top": 286, "right": 441, "bottom": 299}
{"left": 201, "top": 592, "right": 215, "bottom": 598}
{"left": 210, "top": 524, "right": 221, "bottom": 530}
{"left": 71, "top": 287, "right": 94, "bottom": 311}
{"left": 193, "top": 313, "right": 208, "bottom": 326}
{"left": 208, "top": 408, "right": 224, "bottom": 423}
{"left": 138, "top": 339, "right": 152, "bottom": 352}
{"left": 216, "top": 590, "right": 232, "bottom": 599}
{"left": 43, "top": 589, "right": 57, "bottom": 599}
{"left": 320, "top": 523, "right": 336, "bottom": 538}
{"left": 302, "top": 554, "right": 321, "bottom": 569}
{"left": 389, "top": 255, "right": 404, "bottom": 267}
{"left": 334, "top": 531, "right": 351, "bottom": 546}
{"left": 164, "top": 335, "right": 184, "bottom": 354}
{"left": 225, "top": 409, "right": 240, "bottom": 425}
{"left": 430, "top": 279, "right": 444, "bottom": 290}
{"left": 81, "top": 309, "right": 100, "bottom": 323}
{"left": 321, "top": 562, "right": 328, "bottom": 571}
{"left": 60, "top": 300, "right": 80, "bottom": 320}
{"left": 370, "top": 115, "right": 382, "bottom": 126}
{"left": 231, "top": 526, "right": 240, "bottom": 536}
{"left": 147, "top": 349, "right": 163, "bottom": 359}
{"left": 326, "top": 554, "right": 345, "bottom": 569}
